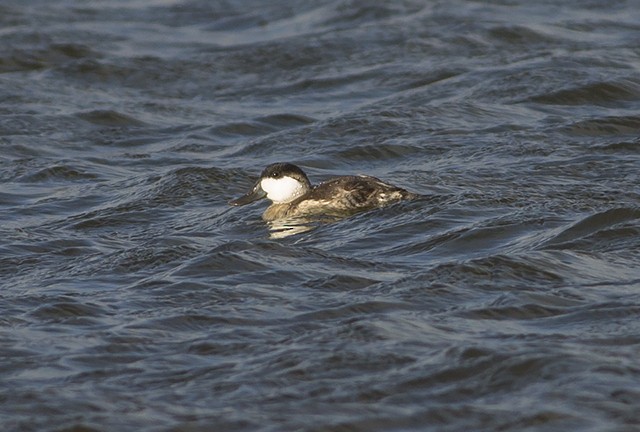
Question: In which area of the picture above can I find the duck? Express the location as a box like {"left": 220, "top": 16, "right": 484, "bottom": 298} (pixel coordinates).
{"left": 229, "top": 162, "right": 418, "bottom": 221}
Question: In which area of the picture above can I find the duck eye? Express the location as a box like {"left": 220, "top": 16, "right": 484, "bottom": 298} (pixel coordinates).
{"left": 271, "top": 172, "right": 280, "bottom": 178}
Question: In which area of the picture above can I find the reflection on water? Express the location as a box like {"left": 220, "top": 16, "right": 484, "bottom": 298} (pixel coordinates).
{"left": 267, "top": 216, "right": 318, "bottom": 238}
{"left": 266, "top": 213, "right": 358, "bottom": 238}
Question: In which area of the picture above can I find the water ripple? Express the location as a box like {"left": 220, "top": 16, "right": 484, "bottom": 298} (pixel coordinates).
{"left": 2, "top": 0, "right": 640, "bottom": 431}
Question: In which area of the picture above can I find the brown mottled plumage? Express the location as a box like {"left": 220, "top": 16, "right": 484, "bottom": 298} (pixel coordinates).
{"left": 230, "top": 163, "right": 418, "bottom": 221}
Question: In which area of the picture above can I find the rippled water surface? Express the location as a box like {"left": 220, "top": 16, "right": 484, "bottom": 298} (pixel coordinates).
{"left": 2, "top": 1, "right": 640, "bottom": 431}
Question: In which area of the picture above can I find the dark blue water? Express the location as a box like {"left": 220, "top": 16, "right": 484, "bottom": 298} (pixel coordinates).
{"left": 2, "top": 1, "right": 640, "bottom": 431}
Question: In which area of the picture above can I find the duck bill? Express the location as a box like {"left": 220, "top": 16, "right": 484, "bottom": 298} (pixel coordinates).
{"left": 229, "top": 182, "right": 266, "bottom": 206}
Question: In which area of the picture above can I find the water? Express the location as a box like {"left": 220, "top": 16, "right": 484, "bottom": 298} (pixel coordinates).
{"left": 2, "top": 0, "right": 640, "bottom": 431}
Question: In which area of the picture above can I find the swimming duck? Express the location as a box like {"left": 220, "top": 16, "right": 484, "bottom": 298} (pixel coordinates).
{"left": 230, "top": 162, "right": 418, "bottom": 221}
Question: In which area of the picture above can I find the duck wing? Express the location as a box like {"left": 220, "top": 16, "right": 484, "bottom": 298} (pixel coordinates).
{"left": 307, "top": 176, "right": 413, "bottom": 209}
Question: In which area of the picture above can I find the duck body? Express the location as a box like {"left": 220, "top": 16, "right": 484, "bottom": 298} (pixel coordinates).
{"left": 262, "top": 175, "right": 416, "bottom": 221}
{"left": 230, "top": 163, "right": 418, "bottom": 221}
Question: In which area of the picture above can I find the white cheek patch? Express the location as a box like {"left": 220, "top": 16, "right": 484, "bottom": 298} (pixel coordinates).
{"left": 261, "top": 176, "right": 304, "bottom": 203}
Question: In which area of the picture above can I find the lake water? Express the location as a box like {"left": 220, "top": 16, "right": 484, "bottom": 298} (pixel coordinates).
{"left": 2, "top": 1, "right": 640, "bottom": 431}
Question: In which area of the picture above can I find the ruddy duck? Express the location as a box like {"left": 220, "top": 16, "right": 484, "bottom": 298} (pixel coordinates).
{"left": 230, "top": 162, "right": 418, "bottom": 221}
